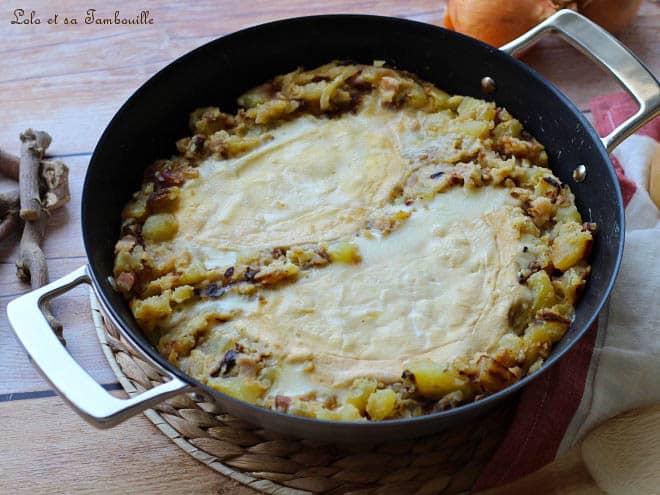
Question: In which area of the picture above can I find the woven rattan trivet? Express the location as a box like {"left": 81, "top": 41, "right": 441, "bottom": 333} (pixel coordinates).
{"left": 91, "top": 292, "right": 513, "bottom": 495}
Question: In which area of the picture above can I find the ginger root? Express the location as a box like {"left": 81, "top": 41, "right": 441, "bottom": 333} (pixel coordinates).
{"left": 0, "top": 147, "right": 70, "bottom": 241}
{"left": 19, "top": 129, "right": 51, "bottom": 221}
{"left": 0, "top": 132, "right": 71, "bottom": 340}
{"left": 0, "top": 147, "right": 19, "bottom": 180}
{"left": 0, "top": 188, "right": 19, "bottom": 242}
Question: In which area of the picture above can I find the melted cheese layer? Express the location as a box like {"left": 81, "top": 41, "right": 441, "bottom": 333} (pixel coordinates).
{"left": 177, "top": 187, "right": 530, "bottom": 399}
{"left": 176, "top": 106, "right": 420, "bottom": 252}
{"left": 169, "top": 103, "right": 532, "bottom": 400}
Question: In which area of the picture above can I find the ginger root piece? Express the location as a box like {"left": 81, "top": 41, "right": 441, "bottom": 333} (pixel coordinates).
{"left": 19, "top": 129, "right": 52, "bottom": 221}
{"left": 40, "top": 159, "right": 71, "bottom": 211}
{"left": 0, "top": 147, "right": 19, "bottom": 180}
{"left": 0, "top": 188, "right": 19, "bottom": 242}
{"left": 13, "top": 129, "right": 70, "bottom": 341}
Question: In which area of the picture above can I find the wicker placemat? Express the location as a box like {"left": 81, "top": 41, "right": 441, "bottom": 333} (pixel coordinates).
{"left": 90, "top": 292, "right": 513, "bottom": 495}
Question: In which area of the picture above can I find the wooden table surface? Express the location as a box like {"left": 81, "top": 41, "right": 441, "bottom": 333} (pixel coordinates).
{"left": 1, "top": 1, "right": 658, "bottom": 493}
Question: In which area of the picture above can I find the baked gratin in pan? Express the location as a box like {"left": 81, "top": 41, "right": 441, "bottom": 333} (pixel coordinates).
{"left": 9, "top": 10, "right": 659, "bottom": 442}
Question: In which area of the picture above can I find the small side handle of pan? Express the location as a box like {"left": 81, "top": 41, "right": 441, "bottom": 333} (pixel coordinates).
{"left": 500, "top": 9, "right": 660, "bottom": 153}
{"left": 7, "top": 265, "right": 191, "bottom": 428}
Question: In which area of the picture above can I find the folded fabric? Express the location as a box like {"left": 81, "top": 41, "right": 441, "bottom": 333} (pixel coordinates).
{"left": 475, "top": 91, "right": 660, "bottom": 491}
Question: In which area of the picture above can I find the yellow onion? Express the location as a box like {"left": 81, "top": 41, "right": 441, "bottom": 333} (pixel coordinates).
{"left": 444, "top": 0, "right": 641, "bottom": 47}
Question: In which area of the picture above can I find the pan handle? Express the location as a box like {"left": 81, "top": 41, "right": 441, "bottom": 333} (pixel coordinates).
{"left": 7, "top": 265, "right": 192, "bottom": 428}
{"left": 500, "top": 9, "right": 660, "bottom": 153}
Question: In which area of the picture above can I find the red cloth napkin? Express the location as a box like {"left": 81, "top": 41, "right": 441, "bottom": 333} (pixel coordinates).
{"left": 475, "top": 92, "right": 660, "bottom": 491}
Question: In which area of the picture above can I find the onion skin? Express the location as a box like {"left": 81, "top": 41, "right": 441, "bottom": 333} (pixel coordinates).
{"left": 444, "top": 0, "right": 641, "bottom": 47}
{"left": 443, "top": 0, "right": 567, "bottom": 47}
{"left": 578, "top": 0, "right": 643, "bottom": 33}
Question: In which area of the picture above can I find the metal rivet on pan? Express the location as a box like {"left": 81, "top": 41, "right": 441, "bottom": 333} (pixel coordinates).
{"left": 573, "top": 164, "right": 587, "bottom": 182}
{"left": 481, "top": 76, "right": 496, "bottom": 94}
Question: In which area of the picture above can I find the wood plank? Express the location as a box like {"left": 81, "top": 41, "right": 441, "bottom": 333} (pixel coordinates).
{"left": 521, "top": 4, "right": 659, "bottom": 114}
{"left": 0, "top": 0, "right": 444, "bottom": 155}
{"left": 0, "top": 396, "right": 258, "bottom": 494}
{"left": 1, "top": 1, "right": 658, "bottom": 493}
{"left": 0, "top": 256, "right": 85, "bottom": 299}
{"left": 0, "top": 270, "right": 118, "bottom": 394}
{"left": 1, "top": 152, "right": 88, "bottom": 395}
{"left": 2, "top": 1, "right": 654, "bottom": 155}
{"left": 2, "top": 0, "right": 443, "bottom": 53}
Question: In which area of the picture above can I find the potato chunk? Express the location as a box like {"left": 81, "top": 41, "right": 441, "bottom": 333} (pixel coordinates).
{"left": 327, "top": 241, "right": 361, "bottom": 264}
{"left": 113, "top": 247, "right": 145, "bottom": 274}
{"left": 450, "top": 119, "right": 490, "bottom": 138}
{"left": 553, "top": 265, "right": 590, "bottom": 305}
{"left": 130, "top": 291, "right": 172, "bottom": 330}
{"left": 474, "top": 355, "right": 517, "bottom": 393}
{"left": 254, "top": 260, "right": 300, "bottom": 285}
{"left": 177, "top": 261, "right": 207, "bottom": 285}
{"left": 524, "top": 320, "right": 569, "bottom": 346}
{"left": 551, "top": 222, "right": 592, "bottom": 271}
{"left": 527, "top": 270, "right": 556, "bottom": 314}
{"left": 406, "top": 359, "right": 467, "bottom": 399}
{"left": 208, "top": 377, "right": 265, "bottom": 403}
{"left": 366, "top": 389, "right": 397, "bottom": 420}
{"left": 122, "top": 194, "right": 148, "bottom": 220}
{"left": 142, "top": 213, "right": 179, "bottom": 242}
{"left": 493, "top": 119, "right": 522, "bottom": 138}
{"left": 554, "top": 204, "right": 582, "bottom": 224}
{"left": 347, "top": 378, "right": 377, "bottom": 413}
{"left": 337, "top": 403, "right": 364, "bottom": 421}
{"left": 316, "top": 403, "right": 364, "bottom": 421}
{"left": 172, "top": 285, "right": 194, "bottom": 304}
{"left": 457, "top": 96, "right": 496, "bottom": 121}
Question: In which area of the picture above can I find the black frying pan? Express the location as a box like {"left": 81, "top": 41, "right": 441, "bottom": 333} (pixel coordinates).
{"left": 9, "top": 10, "right": 659, "bottom": 443}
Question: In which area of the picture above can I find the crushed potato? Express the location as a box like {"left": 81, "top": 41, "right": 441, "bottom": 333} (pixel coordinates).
{"left": 112, "top": 62, "right": 593, "bottom": 421}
